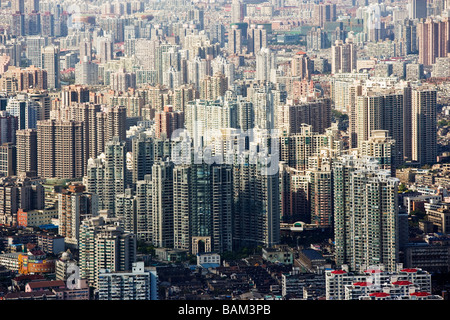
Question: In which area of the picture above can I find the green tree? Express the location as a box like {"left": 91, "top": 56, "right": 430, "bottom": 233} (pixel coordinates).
{"left": 398, "top": 183, "right": 408, "bottom": 193}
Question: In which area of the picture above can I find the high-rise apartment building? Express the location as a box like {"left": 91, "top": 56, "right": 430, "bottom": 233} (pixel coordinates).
{"left": 331, "top": 38, "right": 357, "bottom": 74}
{"left": 41, "top": 45, "right": 60, "bottom": 89}
{"left": 115, "top": 188, "right": 136, "bottom": 236}
{"left": 97, "top": 37, "right": 114, "bottom": 63}
{"left": 211, "top": 56, "right": 235, "bottom": 87}
{"left": 28, "top": 90, "right": 51, "bottom": 121}
{"left": 411, "top": 87, "right": 437, "bottom": 165}
{"left": 131, "top": 133, "right": 155, "bottom": 185}
{"left": 232, "top": 156, "right": 280, "bottom": 250}
{"left": 307, "top": 27, "right": 330, "bottom": 51}
{"left": 26, "top": 36, "right": 47, "bottom": 68}
{"left": 279, "top": 164, "right": 310, "bottom": 224}
{"left": 409, "top": 0, "right": 427, "bottom": 19}
{"left": 151, "top": 161, "right": 174, "bottom": 249}
{"left": 360, "top": 130, "right": 396, "bottom": 175}
{"left": 96, "top": 106, "right": 127, "bottom": 154}
{"left": 163, "top": 66, "right": 181, "bottom": 90}
{"left": 308, "top": 153, "right": 333, "bottom": 228}
{"left": 0, "top": 176, "right": 44, "bottom": 226}
{"left": 352, "top": 90, "right": 405, "bottom": 166}
{"left": 185, "top": 98, "right": 238, "bottom": 147}
{"left": 277, "top": 98, "right": 331, "bottom": 134}
{"left": 135, "top": 175, "right": 152, "bottom": 243}
{"left": 78, "top": 214, "right": 136, "bottom": 288}
{"left": 396, "top": 19, "right": 417, "bottom": 55}
{"left": 314, "top": 3, "right": 336, "bottom": 28}
{"left": 0, "top": 66, "right": 48, "bottom": 94}
{"left": 61, "top": 85, "right": 90, "bottom": 107}
{"left": 0, "top": 111, "right": 18, "bottom": 145}
{"left": 58, "top": 183, "right": 99, "bottom": 248}
{"left": 173, "top": 163, "right": 233, "bottom": 254}
{"left": 291, "top": 51, "right": 313, "bottom": 80}
{"left": 280, "top": 124, "right": 341, "bottom": 171}
{"left": 36, "top": 119, "right": 85, "bottom": 179}
{"left": 187, "top": 56, "right": 210, "bottom": 90}
{"left": 256, "top": 47, "right": 276, "bottom": 81}
{"left": 228, "top": 25, "right": 243, "bottom": 55}
{"left": 231, "top": 0, "right": 246, "bottom": 23}
{"left": 16, "top": 128, "right": 37, "bottom": 176}
{"left": 200, "top": 72, "right": 228, "bottom": 100}
{"left": 79, "top": 38, "right": 92, "bottom": 62}
{"left": 154, "top": 105, "right": 185, "bottom": 139}
{"left": 7, "top": 94, "right": 39, "bottom": 130}
{"left": 333, "top": 155, "right": 399, "bottom": 272}
{"left": 12, "top": 0, "right": 25, "bottom": 14}
{"left": 75, "top": 56, "right": 99, "bottom": 86}
{"left": 247, "top": 24, "right": 267, "bottom": 55}
{"left": 84, "top": 137, "right": 128, "bottom": 214}
{"left": 11, "top": 13, "right": 25, "bottom": 37}
{"left": 417, "top": 18, "right": 450, "bottom": 66}
{"left": 50, "top": 102, "right": 101, "bottom": 168}
{"left": 0, "top": 142, "right": 16, "bottom": 177}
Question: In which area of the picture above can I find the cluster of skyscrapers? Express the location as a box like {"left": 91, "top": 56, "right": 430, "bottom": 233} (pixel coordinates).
{"left": 0, "top": 0, "right": 446, "bottom": 301}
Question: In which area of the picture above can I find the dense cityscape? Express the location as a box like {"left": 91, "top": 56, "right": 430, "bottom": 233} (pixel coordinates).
{"left": 0, "top": 0, "right": 448, "bottom": 304}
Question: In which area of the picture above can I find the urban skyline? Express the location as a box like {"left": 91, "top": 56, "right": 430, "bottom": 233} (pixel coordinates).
{"left": 0, "top": 0, "right": 448, "bottom": 305}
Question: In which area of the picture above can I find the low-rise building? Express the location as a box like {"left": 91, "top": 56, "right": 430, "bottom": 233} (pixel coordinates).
{"left": 0, "top": 252, "right": 21, "bottom": 271}
{"left": 36, "top": 234, "right": 65, "bottom": 255}
{"left": 426, "top": 204, "right": 450, "bottom": 234}
{"left": 17, "top": 208, "right": 58, "bottom": 228}
{"left": 18, "top": 251, "right": 55, "bottom": 275}
{"left": 262, "top": 245, "right": 294, "bottom": 264}
{"left": 297, "top": 249, "right": 327, "bottom": 271}
{"left": 281, "top": 270, "right": 325, "bottom": 299}
{"left": 403, "top": 242, "right": 450, "bottom": 273}
{"left": 1, "top": 290, "right": 57, "bottom": 300}
{"left": 154, "top": 248, "right": 188, "bottom": 262}
{"left": 197, "top": 252, "right": 221, "bottom": 268}
{"left": 25, "top": 280, "right": 66, "bottom": 292}
{"left": 325, "top": 265, "right": 434, "bottom": 300}
{"left": 98, "top": 262, "right": 158, "bottom": 300}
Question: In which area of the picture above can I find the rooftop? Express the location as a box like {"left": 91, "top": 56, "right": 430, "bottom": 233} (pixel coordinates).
{"left": 331, "top": 270, "right": 346, "bottom": 274}
{"left": 301, "top": 249, "right": 325, "bottom": 261}
{"left": 27, "top": 280, "right": 65, "bottom": 289}
{"left": 392, "top": 281, "right": 413, "bottom": 286}
{"left": 353, "top": 282, "right": 371, "bottom": 287}
{"left": 369, "top": 292, "right": 390, "bottom": 297}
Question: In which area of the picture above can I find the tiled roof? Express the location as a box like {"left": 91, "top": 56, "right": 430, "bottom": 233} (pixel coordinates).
{"left": 27, "top": 280, "right": 65, "bottom": 289}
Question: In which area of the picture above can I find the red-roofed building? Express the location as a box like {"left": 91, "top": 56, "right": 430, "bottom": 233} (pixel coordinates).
{"left": 392, "top": 280, "right": 413, "bottom": 286}
{"left": 369, "top": 292, "right": 391, "bottom": 300}
{"left": 353, "top": 282, "right": 371, "bottom": 286}
{"left": 410, "top": 291, "right": 430, "bottom": 297}
{"left": 331, "top": 270, "right": 346, "bottom": 274}
{"left": 1, "top": 290, "right": 57, "bottom": 300}
{"left": 408, "top": 292, "right": 443, "bottom": 300}
{"left": 25, "top": 280, "right": 66, "bottom": 292}
{"left": 401, "top": 268, "right": 418, "bottom": 273}
{"left": 326, "top": 266, "right": 435, "bottom": 300}
{"left": 364, "top": 268, "right": 382, "bottom": 274}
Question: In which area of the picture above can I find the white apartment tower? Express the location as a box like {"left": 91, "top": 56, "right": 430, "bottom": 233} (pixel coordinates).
{"left": 78, "top": 215, "right": 136, "bottom": 289}
{"left": 333, "top": 155, "right": 399, "bottom": 272}
{"left": 256, "top": 47, "right": 276, "bottom": 82}
{"left": 331, "top": 38, "right": 357, "bottom": 74}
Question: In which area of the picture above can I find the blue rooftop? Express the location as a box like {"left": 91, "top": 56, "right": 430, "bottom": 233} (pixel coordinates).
{"left": 38, "top": 224, "right": 58, "bottom": 230}
{"left": 301, "top": 249, "right": 324, "bottom": 261}
{"left": 200, "top": 263, "right": 220, "bottom": 269}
